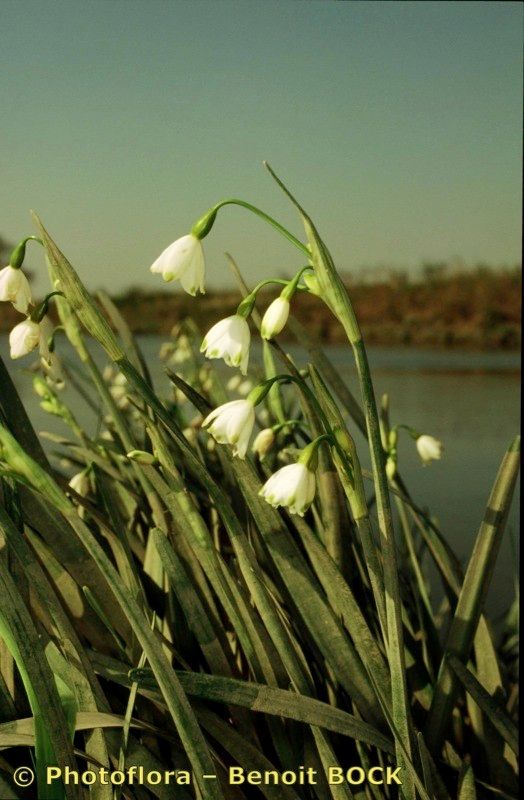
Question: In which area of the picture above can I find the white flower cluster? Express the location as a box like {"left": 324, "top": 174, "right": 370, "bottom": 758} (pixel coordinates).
{"left": 1, "top": 251, "right": 56, "bottom": 366}
{"left": 1, "top": 242, "right": 68, "bottom": 395}
{"left": 149, "top": 221, "right": 443, "bottom": 516}
{"left": 198, "top": 391, "right": 317, "bottom": 515}
{"left": 149, "top": 231, "right": 299, "bottom": 381}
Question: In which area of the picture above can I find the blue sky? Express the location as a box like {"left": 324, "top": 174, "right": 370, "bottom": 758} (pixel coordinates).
{"left": 2, "top": 0, "right": 522, "bottom": 295}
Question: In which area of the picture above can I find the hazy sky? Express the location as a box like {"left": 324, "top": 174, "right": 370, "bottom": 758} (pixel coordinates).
{"left": 2, "top": 0, "right": 522, "bottom": 295}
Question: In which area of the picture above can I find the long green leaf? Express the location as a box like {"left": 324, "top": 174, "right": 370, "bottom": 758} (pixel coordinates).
{"left": 447, "top": 656, "right": 518, "bottom": 756}
{"left": 0, "top": 424, "right": 225, "bottom": 800}
{"left": 425, "top": 437, "right": 520, "bottom": 754}
{"left": 0, "top": 561, "right": 80, "bottom": 800}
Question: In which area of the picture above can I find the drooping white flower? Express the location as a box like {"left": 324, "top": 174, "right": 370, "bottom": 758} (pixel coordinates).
{"left": 259, "top": 462, "right": 316, "bottom": 516}
{"left": 150, "top": 234, "right": 205, "bottom": 296}
{"left": 200, "top": 314, "right": 251, "bottom": 375}
{"left": 416, "top": 435, "right": 443, "bottom": 464}
{"left": 9, "top": 318, "right": 42, "bottom": 359}
{"left": 261, "top": 296, "right": 290, "bottom": 340}
{"left": 0, "top": 265, "right": 32, "bottom": 313}
{"left": 202, "top": 399, "right": 255, "bottom": 458}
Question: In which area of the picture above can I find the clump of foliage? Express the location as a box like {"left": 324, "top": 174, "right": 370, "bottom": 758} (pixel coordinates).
{"left": 0, "top": 168, "right": 519, "bottom": 800}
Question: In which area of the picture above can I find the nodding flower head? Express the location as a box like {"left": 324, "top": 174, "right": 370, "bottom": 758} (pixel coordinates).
{"left": 416, "top": 434, "right": 443, "bottom": 464}
{"left": 202, "top": 398, "right": 255, "bottom": 458}
{"left": 9, "top": 315, "right": 52, "bottom": 360}
{"left": 200, "top": 314, "right": 251, "bottom": 375}
{"left": 259, "top": 462, "right": 316, "bottom": 516}
{"left": 150, "top": 234, "right": 205, "bottom": 296}
{"left": 261, "top": 296, "right": 290, "bottom": 340}
{"left": 0, "top": 265, "right": 32, "bottom": 313}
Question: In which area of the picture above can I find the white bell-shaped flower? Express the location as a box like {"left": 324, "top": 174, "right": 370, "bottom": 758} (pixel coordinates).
{"left": 260, "top": 462, "right": 316, "bottom": 516}
{"left": 9, "top": 318, "right": 42, "bottom": 359}
{"left": 150, "top": 234, "right": 205, "bottom": 296}
{"left": 261, "top": 296, "right": 290, "bottom": 340}
{"left": 202, "top": 399, "right": 255, "bottom": 458}
{"left": 0, "top": 265, "right": 32, "bottom": 313}
{"left": 200, "top": 314, "right": 251, "bottom": 375}
{"left": 416, "top": 435, "right": 443, "bottom": 464}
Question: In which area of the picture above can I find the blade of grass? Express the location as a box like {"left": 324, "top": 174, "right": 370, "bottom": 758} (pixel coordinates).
{"left": 425, "top": 436, "right": 520, "bottom": 755}
{"left": 107, "top": 662, "right": 395, "bottom": 753}
{"left": 0, "top": 561, "right": 80, "bottom": 800}
{"left": 0, "top": 424, "right": 225, "bottom": 800}
{"left": 0, "top": 505, "right": 112, "bottom": 799}
{"left": 447, "top": 656, "right": 518, "bottom": 756}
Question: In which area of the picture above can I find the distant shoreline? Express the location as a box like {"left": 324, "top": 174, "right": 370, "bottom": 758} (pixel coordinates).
{"left": 1, "top": 267, "right": 520, "bottom": 351}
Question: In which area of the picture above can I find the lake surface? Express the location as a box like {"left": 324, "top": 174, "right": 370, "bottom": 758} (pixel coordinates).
{"left": 1, "top": 336, "right": 520, "bottom": 618}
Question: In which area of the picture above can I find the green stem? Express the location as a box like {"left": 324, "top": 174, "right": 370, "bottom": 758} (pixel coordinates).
{"left": 236, "top": 278, "right": 289, "bottom": 316}
{"left": 9, "top": 235, "right": 43, "bottom": 269}
{"left": 209, "top": 199, "right": 309, "bottom": 255}
{"left": 351, "top": 339, "right": 414, "bottom": 784}
{"left": 30, "top": 291, "right": 64, "bottom": 322}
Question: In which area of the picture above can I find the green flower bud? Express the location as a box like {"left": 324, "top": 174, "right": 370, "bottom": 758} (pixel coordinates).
{"left": 388, "top": 428, "right": 398, "bottom": 450}
{"left": 302, "top": 271, "right": 321, "bottom": 297}
{"left": 386, "top": 455, "right": 397, "bottom": 481}
{"left": 126, "top": 449, "right": 157, "bottom": 465}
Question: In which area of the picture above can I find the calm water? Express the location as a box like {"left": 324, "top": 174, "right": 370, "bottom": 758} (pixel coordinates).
{"left": 1, "top": 336, "right": 520, "bottom": 617}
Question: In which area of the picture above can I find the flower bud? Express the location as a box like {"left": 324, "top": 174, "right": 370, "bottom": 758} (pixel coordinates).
{"left": 252, "top": 428, "right": 275, "bottom": 460}
{"left": 126, "top": 449, "right": 157, "bottom": 465}
{"left": 302, "top": 271, "right": 321, "bottom": 297}
{"left": 386, "top": 456, "right": 397, "bottom": 481}
{"left": 334, "top": 426, "right": 354, "bottom": 453}
{"left": 33, "top": 374, "right": 50, "bottom": 398}
{"left": 261, "top": 296, "right": 290, "bottom": 340}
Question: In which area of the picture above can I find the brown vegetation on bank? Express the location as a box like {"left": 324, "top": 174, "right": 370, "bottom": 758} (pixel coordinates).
{"left": 1, "top": 266, "right": 520, "bottom": 349}
{"left": 111, "top": 266, "right": 522, "bottom": 350}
